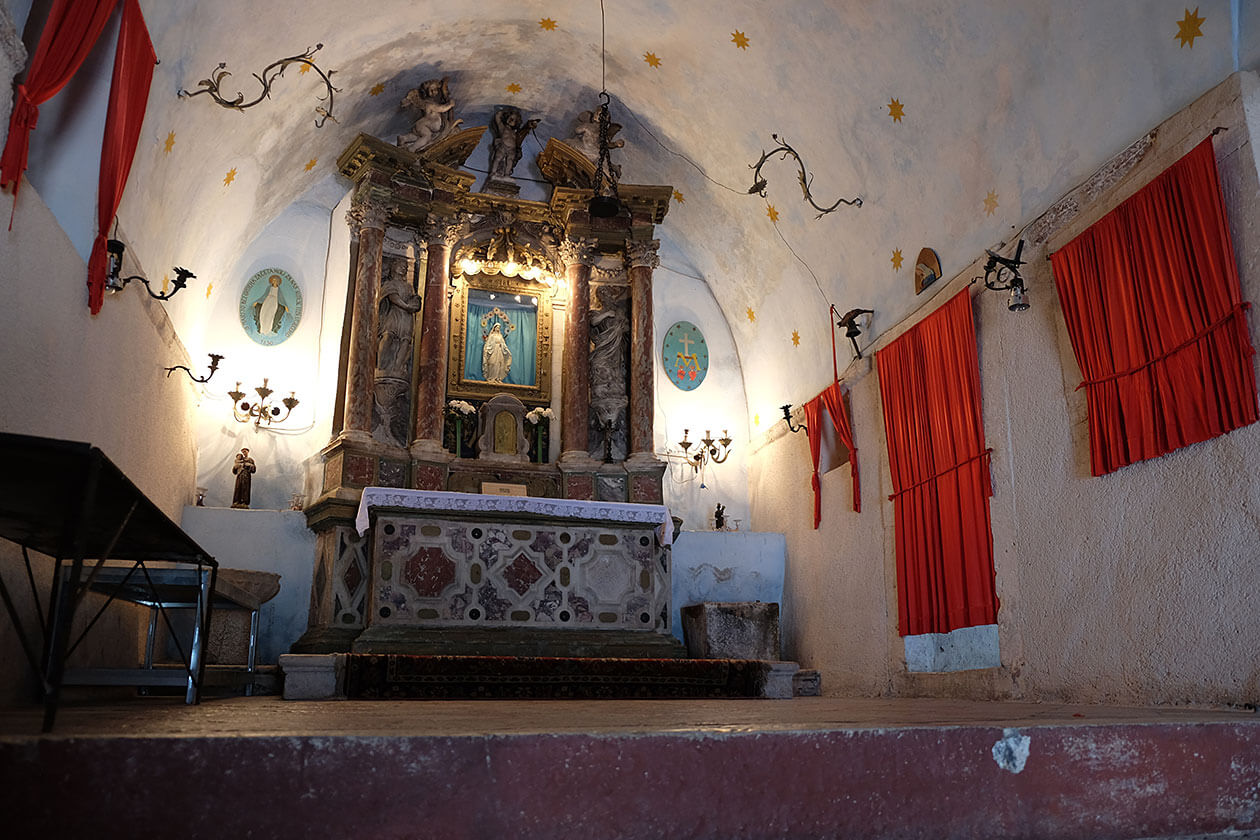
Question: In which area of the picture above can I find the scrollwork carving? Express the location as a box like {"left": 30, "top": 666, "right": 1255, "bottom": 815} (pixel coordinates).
{"left": 558, "top": 237, "right": 600, "bottom": 272}
{"left": 423, "top": 215, "right": 464, "bottom": 249}
{"left": 346, "top": 198, "right": 391, "bottom": 232}
{"left": 624, "top": 239, "right": 660, "bottom": 271}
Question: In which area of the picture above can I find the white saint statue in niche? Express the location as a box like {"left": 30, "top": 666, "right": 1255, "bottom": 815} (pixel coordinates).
{"left": 482, "top": 322, "right": 512, "bottom": 383}
{"left": 253, "top": 274, "right": 288, "bottom": 336}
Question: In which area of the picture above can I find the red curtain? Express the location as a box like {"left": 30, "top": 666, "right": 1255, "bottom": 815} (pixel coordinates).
{"left": 820, "top": 382, "right": 860, "bottom": 514}
{"left": 1050, "top": 138, "right": 1258, "bottom": 476}
{"left": 0, "top": 0, "right": 118, "bottom": 201}
{"left": 876, "top": 289, "right": 997, "bottom": 636}
{"left": 87, "top": 0, "right": 155, "bottom": 314}
{"left": 804, "top": 381, "right": 861, "bottom": 528}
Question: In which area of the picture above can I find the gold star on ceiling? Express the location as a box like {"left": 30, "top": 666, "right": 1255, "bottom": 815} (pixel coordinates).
{"left": 887, "top": 98, "right": 905, "bottom": 122}
{"left": 223, "top": 167, "right": 237, "bottom": 186}
{"left": 163, "top": 131, "right": 175, "bottom": 154}
{"left": 766, "top": 204, "right": 779, "bottom": 223}
{"left": 298, "top": 63, "right": 311, "bottom": 75}
{"left": 746, "top": 307, "right": 756, "bottom": 323}
{"left": 539, "top": 17, "right": 557, "bottom": 31}
{"left": 644, "top": 52, "right": 661, "bottom": 68}
{"left": 984, "top": 190, "right": 999, "bottom": 216}
{"left": 369, "top": 82, "right": 385, "bottom": 96}
{"left": 754, "top": 414, "right": 760, "bottom": 427}
{"left": 791, "top": 330, "right": 801, "bottom": 347}
{"left": 891, "top": 249, "right": 904, "bottom": 271}
{"left": 161, "top": 273, "right": 170, "bottom": 294}
{"left": 1176, "top": 7, "right": 1205, "bottom": 48}
{"left": 672, "top": 189, "right": 685, "bottom": 203}
{"left": 205, "top": 283, "right": 213, "bottom": 299}
{"left": 731, "top": 30, "right": 750, "bottom": 50}
{"left": 505, "top": 82, "right": 522, "bottom": 93}
{"left": 304, "top": 158, "right": 318, "bottom": 171}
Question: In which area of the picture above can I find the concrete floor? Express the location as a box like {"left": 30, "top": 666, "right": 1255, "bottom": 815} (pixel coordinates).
{"left": 1, "top": 695, "right": 1257, "bottom": 839}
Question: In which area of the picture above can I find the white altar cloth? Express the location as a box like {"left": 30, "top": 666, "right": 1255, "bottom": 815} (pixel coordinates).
{"left": 356, "top": 488, "right": 673, "bottom": 546}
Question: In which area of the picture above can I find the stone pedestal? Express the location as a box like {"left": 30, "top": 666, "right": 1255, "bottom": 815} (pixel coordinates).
{"left": 680, "top": 601, "right": 782, "bottom": 661}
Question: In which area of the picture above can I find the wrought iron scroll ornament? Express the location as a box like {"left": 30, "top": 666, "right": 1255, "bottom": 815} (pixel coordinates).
{"left": 748, "top": 134, "right": 862, "bottom": 219}
{"left": 178, "top": 44, "right": 340, "bottom": 127}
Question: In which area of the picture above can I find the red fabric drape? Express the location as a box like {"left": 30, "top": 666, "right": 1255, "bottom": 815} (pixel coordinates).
{"left": 1050, "top": 138, "right": 1258, "bottom": 475}
{"left": 803, "top": 397, "right": 824, "bottom": 528}
{"left": 0, "top": 0, "right": 118, "bottom": 200}
{"left": 804, "top": 382, "right": 862, "bottom": 528}
{"left": 876, "top": 289, "right": 997, "bottom": 636}
{"left": 820, "top": 382, "right": 860, "bottom": 513}
{"left": 87, "top": 0, "right": 155, "bottom": 314}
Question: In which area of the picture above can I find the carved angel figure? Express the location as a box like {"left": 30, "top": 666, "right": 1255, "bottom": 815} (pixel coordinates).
{"left": 565, "top": 109, "right": 623, "bottom": 181}
{"left": 397, "top": 77, "right": 463, "bottom": 153}
{"left": 487, "top": 106, "right": 540, "bottom": 181}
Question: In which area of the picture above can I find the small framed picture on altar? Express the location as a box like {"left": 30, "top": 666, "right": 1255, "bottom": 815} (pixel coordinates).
{"left": 448, "top": 272, "right": 553, "bottom": 404}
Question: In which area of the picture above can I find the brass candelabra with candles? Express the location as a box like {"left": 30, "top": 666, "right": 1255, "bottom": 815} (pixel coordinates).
{"left": 677, "top": 428, "right": 733, "bottom": 473}
{"left": 227, "top": 378, "right": 299, "bottom": 428}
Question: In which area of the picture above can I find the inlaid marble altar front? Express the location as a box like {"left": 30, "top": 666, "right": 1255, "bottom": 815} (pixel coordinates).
{"left": 357, "top": 489, "right": 674, "bottom": 637}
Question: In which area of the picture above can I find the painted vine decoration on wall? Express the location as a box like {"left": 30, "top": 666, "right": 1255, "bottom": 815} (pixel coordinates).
{"left": 178, "top": 44, "right": 340, "bottom": 127}
{"left": 747, "top": 134, "right": 862, "bottom": 219}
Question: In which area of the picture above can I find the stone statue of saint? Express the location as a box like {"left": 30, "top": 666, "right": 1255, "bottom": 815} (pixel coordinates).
{"left": 566, "top": 109, "right": 623, "bottom": 182}
{"left": 376, "top": 260, "right": 422, "bottom": 375}
{"left": 397, "top": 77, "right": 462, "bottom": 153}
{"left": 488, "top": 106, "right": 540, "bottom": 181}
{"left": 482, "top": 322, "right": 512, "bottom": 383}
{"left": 231, "top": 448, "right": 256, "bottom": 509}
{"left": 714, "top": 503, "right": 726, "bottom": 531}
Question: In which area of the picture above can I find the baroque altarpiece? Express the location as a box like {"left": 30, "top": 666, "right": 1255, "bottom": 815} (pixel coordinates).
{"left": 296, "top": 89, "right": 673, "bottom": 651}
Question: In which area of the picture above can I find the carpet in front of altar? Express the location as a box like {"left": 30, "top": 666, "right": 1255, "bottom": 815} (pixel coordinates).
{"left": 345, "top": 654, "right": 776, "bottom": 700}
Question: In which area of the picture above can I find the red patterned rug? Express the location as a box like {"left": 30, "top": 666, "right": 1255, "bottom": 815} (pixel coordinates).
{"left": 345, "top": 654, "right": 774, "bottom": 700}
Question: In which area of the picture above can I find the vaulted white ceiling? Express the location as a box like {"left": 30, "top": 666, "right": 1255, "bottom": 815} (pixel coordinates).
{"left": 17, "top": 0, "right": 1256, "bottom": 422}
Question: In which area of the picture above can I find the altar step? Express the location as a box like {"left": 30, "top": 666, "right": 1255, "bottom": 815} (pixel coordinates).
{"left": 350, "top": 626, "right": 687, "bottom": 658}
{"left": 281, "top": 653, "right": 800, "bottom": 700}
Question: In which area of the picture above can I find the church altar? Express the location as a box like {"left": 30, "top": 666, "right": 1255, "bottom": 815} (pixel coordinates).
{"left": 353, "top": 489, "right": 676, "bottom": 644}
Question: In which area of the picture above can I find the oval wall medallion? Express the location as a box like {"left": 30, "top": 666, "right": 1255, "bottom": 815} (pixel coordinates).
{"left": 240, "top": 268, "right": 303, "bottom": 346}
{"left": 662, "top": 320, "right": 709, "bottom": 391}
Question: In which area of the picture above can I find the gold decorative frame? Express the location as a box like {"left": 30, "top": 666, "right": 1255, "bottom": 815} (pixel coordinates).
{"left": 447, "top": 272, "right": 553, "bottom": 404}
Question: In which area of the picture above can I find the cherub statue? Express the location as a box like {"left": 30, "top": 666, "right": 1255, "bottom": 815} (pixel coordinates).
{"left": 566, "top": 109, "right": 623, "bottom": 181}
{"left": 397, "top": 77, "right": 463, "bottom": 153}
{"left": 487, "top": 106, "right": 541, "bottom": 181}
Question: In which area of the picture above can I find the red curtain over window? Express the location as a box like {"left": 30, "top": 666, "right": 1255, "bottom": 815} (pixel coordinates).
{"left": 87, "top": 0, "right": 155, "bottom": 314}
{"left": 876, "top": 289, "right": 996, "bottom": 636}
{"left": 804, "top": 381, "right": 861, "bottom": 528}
{"left": 1050, "top": 138, "right": 1258, "bottom": 476}
{"left": 0, "top": 0, "right": 118, "bottom": 202}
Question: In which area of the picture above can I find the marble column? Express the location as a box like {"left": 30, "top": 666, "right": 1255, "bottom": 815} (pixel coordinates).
{"left": 625, "top": 239, "right": 661, "bottom": 457}
{"left": 411, "top": 217, "right": 462, "bottom": 463}
{"left": 558, "top": 238, "right": 599, "bottom": 460}
{"left": 341, "top": 197, "right": 391, "bottom": 440}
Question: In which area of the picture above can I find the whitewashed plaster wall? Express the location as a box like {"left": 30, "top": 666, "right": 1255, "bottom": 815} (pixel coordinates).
{"left": 0, "top": 182, "right": 200, "bottom": 704}
{"left": 653, "top": 245, "right": 751, "bottom": 533}
{"left": 751, "top": 73, "right": 1260, "bottom": 706}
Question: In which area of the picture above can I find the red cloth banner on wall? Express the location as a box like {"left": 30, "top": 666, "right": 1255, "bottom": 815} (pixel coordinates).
{"left": 876, "top": 289, "right": 997, "bottom": 636}
{"left": 804, "top": 381, "right": 861, "bottom": 528}
{"left": 0, "top": 0, "right": 118, "bottom": 200}
{"left": 87, "top": 0, "right": 155, "bottom": 314}
{"left": 1050, "top": 138, "right": 1258, "bottom": 476}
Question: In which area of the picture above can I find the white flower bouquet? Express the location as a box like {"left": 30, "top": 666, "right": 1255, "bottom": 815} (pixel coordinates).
{"left": 525, "top": 407, "right": 554, "bottom": 425}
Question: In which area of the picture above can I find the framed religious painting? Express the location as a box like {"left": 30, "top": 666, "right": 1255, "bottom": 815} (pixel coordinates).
{"left": 447, "top": 272, "right": 553, "bottom": 404}
{"left": 240, "top": 267, "right": 303, "bottom": 346}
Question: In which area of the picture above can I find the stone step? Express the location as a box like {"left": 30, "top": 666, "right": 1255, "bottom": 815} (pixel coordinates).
{"left": 349, "top": 626, "right": 689, "bottom": 659}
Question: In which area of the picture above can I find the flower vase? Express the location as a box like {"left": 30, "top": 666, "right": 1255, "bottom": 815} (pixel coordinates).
{"left": 454, "top": 417, "right": 463, "bottom": 457}
{"left": 535, "top": 425, "right": 544, "bottom": 463}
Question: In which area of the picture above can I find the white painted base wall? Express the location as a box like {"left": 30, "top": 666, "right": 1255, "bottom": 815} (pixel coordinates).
{"left": 670, "top": 531, "right": 786, "bottom": 643}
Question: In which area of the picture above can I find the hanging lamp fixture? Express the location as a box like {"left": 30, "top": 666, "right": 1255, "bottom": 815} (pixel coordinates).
{"left": 588, "top": 0, "right": 623, "bottom": 218}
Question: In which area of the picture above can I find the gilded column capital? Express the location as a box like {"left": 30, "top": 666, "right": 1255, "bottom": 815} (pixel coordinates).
{"left": 345, "top": 197, "right": 391, "bottom": 232}
{"left": 625, "top": 239, "right": 661, "bottom": 271}
{"left": 558, "top": 237, "right": 600, "bottom": 272}
{"left": 423, "top": 214, "right": 464, "bottom": 249}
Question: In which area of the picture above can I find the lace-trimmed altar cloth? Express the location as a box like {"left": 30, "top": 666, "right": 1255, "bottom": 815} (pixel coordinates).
{"left": 355, "top": 488, "right": 673, "bottom": 546}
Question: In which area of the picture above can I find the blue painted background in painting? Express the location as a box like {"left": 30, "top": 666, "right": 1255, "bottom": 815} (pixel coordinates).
{"left": 464, "top": 290, "right": 537, "bottom": 386}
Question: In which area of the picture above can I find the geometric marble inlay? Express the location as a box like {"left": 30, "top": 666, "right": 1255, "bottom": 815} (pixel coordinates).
{"left": 502, "top": 551, "right": 544, "bottom": 596}
{"left": 586, "top": 551, "right": 632, "bottom": 604}
{"left": 403, "top": 546, "right": 457, "bottom": 598}
{"left": 342, "top": 560, "right": 364, "bottom": 600}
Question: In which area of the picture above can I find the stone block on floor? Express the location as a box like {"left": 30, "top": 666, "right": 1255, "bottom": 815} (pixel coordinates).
{"left": 680, "top": 601, "right": 781, "bottom": 660}
{"left": 279, "top": 653, "right": 346, "bottom": 699}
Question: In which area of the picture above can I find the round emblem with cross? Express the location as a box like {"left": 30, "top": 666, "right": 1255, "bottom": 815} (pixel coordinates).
{"left": 662, "top": 321, "right": 709, "bottom": 391}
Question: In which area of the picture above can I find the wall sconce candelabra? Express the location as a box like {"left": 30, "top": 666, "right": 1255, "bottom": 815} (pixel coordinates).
{"left": 982, "top": 238, "right": 1029, "bottom": 311}
{"left": 105, "top": 239, "right": 196, "bottom": 301}
{"left": 676, "top": 428, "right": 733, "bottom": 473}
{"left": 164, "top": 353, "right": 223, "bottom": 384}
{"left": 780, "top": 404, "right": 807, "bottom": 434}
{"left": 227, "top": 379, "right": 299, "bottom": 428}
